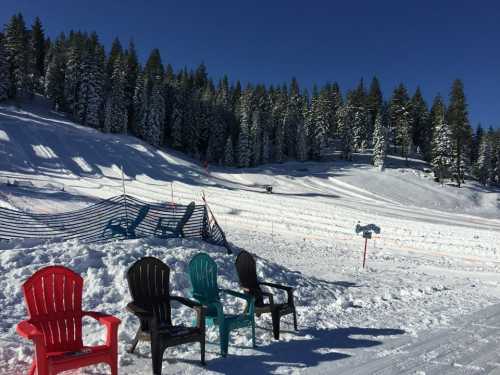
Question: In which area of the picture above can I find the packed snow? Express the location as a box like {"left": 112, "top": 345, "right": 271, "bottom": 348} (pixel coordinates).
{"left": 0, "top": 99, "right": 500, "bottom": 374}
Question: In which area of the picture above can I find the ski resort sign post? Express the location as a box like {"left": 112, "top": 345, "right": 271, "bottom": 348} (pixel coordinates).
{"left": 355, "top": 223, "right": 381, "bottom": 269}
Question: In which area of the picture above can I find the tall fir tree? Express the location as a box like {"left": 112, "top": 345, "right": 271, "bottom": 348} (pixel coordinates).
{"left": 389, "top": 84, "right": 413, "bottom": 162}
{"left": 475, "top": 136, "right": 492, "bottom": 186}
{"left": 224, "top": 136, "right": 234, "bottom": 166}
{"left": 431, "top": 96, "right": 453, "bottom": 184}
{"left": 30, "top": 17, "right": 46, "bottom": 93}
{"left": 4, "top": 13, "right": 33, "bottom": 98}
{"left": 367, "top": 76, "right": 383, "bottom": 138}
{"left": 410, "top": 87, "right": 431, "bottom": 158}
{"left": 0, "top": 34, "right": 10, "bottom": 101}
{"left": 44, "top": 33, "right": 67, "bottom": 109}
{"left": 237, "top": 87, "right": 252, "bottom": 167}
{"left": 447, "top": 79, "right": 473, "bottom": 187}
{"left": 104, "top": 56, "right": 128, "bottom": 133}
{"left": 372, "top": 113, "right": 387, "bottom": 169}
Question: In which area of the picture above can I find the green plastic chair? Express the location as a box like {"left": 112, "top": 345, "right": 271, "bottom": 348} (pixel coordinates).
{"left": 188, "top": 253, "right": 255, "bottom": 357}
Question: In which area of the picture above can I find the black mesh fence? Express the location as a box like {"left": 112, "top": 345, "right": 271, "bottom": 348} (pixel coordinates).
{"left": 0, "top": 194, "right": 231, "bottom": 252}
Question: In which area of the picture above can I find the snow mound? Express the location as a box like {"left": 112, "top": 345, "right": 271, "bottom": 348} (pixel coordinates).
{"left": 0, "top": 238, "right": 345, "bottom": 374}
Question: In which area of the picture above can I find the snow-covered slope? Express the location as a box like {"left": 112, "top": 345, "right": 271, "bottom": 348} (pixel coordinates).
{"left": 1, "top": 99, "right": 500, "bottom": 374}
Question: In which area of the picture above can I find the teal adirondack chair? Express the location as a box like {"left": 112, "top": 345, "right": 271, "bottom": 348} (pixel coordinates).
{"left": 189, "top": 253, "right": 255, "bottom": 357}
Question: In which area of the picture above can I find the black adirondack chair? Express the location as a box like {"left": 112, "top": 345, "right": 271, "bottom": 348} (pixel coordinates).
{"left": 126, "top": 257, "right": 205, "bottom": 375}
{"left": 235, "top": 250, "right": 298, "bottom": 340}
{"left": 154, "top": 201, "right": 196, "bottom": 238}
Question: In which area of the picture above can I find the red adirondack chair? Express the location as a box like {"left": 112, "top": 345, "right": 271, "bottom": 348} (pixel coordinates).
{"left": 16, "top": 265, "right": 121, "bottom": 375}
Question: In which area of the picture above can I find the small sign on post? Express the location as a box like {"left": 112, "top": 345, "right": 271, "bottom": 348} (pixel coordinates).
{"left": 355, "top": 223, "right": 381, "bottom": 269}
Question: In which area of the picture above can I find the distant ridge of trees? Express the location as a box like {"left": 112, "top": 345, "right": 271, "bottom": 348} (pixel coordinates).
{"left": 1, "top": 13, "right": 499, "bottom": 187}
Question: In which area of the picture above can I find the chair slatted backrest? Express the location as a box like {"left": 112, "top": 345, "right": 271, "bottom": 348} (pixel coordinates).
{"left": 22, "top": 266, "right": 84, "bottom": 352}
{"left": 235, "top": 251, "right": 259, "bottom": 290}
{"left": 235, "top": 251, "right": 264, "bottom": 305}
{"left": 188, "top": 253, "right": 219, "bottom": 305}
{"left": 126, "top": 257, "right": 172, "bottom": 326}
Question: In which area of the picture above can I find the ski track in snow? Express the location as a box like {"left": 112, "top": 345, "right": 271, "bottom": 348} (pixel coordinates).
{"left": 0, "top": 99, "right": 499, "bottom": 374}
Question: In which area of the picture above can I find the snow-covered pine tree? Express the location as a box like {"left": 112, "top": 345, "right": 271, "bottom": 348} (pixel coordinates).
{"left": 296, "top": 96, "right": 308, "bottom": 161}
{"left": 133, "top": 69, "right": 147, "bottom": 138}
{"left": 103, "top": 56, "right": 127, "bottom": 133}
{"left": 145, "top": 74, "right": 165, "bottom": 146}
{"left": 447, "top": 79, "right": 473, "bottom": 187}
{"left": 64, "top": 33, "right": 83, "bottom": 114}
{"left": 0, "top": 34, "right": 9, "bottom": 101}
{"left": 224, "top": 136, "right": 234, "bottom": 166}
{"left": 372, "top": 113, "right": 387, "bottom": 169}
{"left": 431, "top": 100, "right": 453, "bottom": 185}
{"left": 367, "top": 76, "right": 383, "bottom": 138}
{"left": 4, "top": 13, "right": 33, "bottom": 98}
{"left": 475, "top": 136, "right": 492, "bottom": 186}
{"left": 124, "top": 41, "right": 139, "bottom": 130}
{"left": 389, "top": 84, "right": 413, "bottom": 161}
{"left": 76, "top": 35, "right": 105, "bottom": 129}
{"left": 237, "top": 87, "right": 252, "bottom": 167}
{"left": 411, "top": 87, "right": 431, "bottom": 159}
{"left": 30, "top": 17, "right": 46, "bottom": 93}
{"left": 44, "top": 34, "right": 67, "bottom": 109}
{"left": 338, "top": 102, "right": 354, "bottom": 161}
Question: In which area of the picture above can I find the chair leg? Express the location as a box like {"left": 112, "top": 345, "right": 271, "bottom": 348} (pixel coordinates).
{"left": 251, "top": 319, "right": 256, "bottom": 348}
{"left": 127, "top": 330, "right": 140, "bottom": 353}
{"left": 151, "top": 339, "right": 165, "bottom": 375}
{"left": 271, "top": 309, "right": 281, "bottom": 340}
{"left": 293, "top": 308, "right": 298, "bottom": 331}
{"left": 28, "top": 360, "right": 36, "bottom": 375}
{"left": 200, "top": 338, "right": 206, "bottom": 365}
{"left": 219, "top": 325, "right": 229, "bottom": 357}
{"left": 109, "top": 356, "right": 118, "bottom": 375}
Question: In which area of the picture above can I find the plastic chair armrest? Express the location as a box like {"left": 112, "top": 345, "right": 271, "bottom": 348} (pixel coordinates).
{"left": 17, "top": 320, "right": 43, "bottom": 340}
{"left": 170, "top": 295, "right": 202, "bottom": 309}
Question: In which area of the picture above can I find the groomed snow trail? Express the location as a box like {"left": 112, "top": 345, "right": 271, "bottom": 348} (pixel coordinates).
{"left": 0, "top": 100, "right": 499, "bottom": 374}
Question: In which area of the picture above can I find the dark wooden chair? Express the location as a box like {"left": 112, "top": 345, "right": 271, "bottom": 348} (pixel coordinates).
{"left": 235, "top": 250, "right": 297, "bottom": 340}
{"left": 126, "top": 257, "right": 205, "bottom": 375}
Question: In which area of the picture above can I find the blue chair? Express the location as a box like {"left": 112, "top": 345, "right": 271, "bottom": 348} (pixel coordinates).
{"left": 188, "top": 253, "right": 255, "bottom": 357}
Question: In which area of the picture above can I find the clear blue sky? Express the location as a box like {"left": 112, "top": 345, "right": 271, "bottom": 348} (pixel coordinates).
{"left": 2, "top": 0, "right": 499, "bottom": 128}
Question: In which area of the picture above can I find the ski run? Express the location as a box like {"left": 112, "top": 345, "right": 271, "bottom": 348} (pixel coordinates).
{"left": 0, "top": 102, "right": 499, "bottom": 374}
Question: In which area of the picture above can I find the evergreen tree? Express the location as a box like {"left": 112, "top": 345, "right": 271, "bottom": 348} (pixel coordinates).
{"left": 145, "top": 75, "right": 165, "bottom": 146}
{"left": 389, "top": 84, "right": 413, "bottom": 162}
{"left": 237, "top": 87, "right": 252, "bottom": 167}
{"left": 367, "top": 76, "right": 383, "bottom": 137}
{"left": 103, "top": 56, "right": 127, "bottom": 133}
{"left": 447, "top": 79, "right": 473, "bottom": 187}
{"left": 44, "top": 34, "right": 67, "bottom": 109}
{"left": 76, "top": 35, "right": 104, "bottom": 129}
{"left": 410, "top": 87, "right": 431, "bottom": 158}
{"left": 30, "top": 17, "right": 46, "bottom": 93}
{"left": 4, "top": 13, "right": 33, "bottom": 98}
{"left": 296, "top": 97, "right": 308, "bottom": 161}
{"left": 124, "top": 40, "right": 139, "bottom": 129}
{"left": 224, "top": 136, "right": 234, "bottom": 166}
{"left": 0, "top": 34, "right": 9, "bottom": 101}
{"left": 338, "top": 101, "right": 354, "bottom": 161}
{"left": 431, "top": 97, "right": 453, "bottom": 184}
{"left": 64, "top": 33, "right": 84, "bottom": 114}
{"left": 475, "top": 136, "right": 492, "bottom": 186}
{"left": 372, "top": 113, "right": 387, "bottom": 169}
{"left": 471, "top": 124, "right": 484, "bottom": 165}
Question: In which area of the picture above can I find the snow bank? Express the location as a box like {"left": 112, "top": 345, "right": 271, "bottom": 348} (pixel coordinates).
{"left": 0, "top": 238, "right": 346, "bottom": 374}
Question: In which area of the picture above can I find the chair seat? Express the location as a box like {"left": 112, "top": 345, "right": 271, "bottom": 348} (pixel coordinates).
{"left": 158, "top": 325, "right": 201, "bottom": 337}
{"left": 47, "top": 345, "right": 109, "bottom": 363}
{"left": 256, "top": 303, "right": 293, "bottom": 314}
